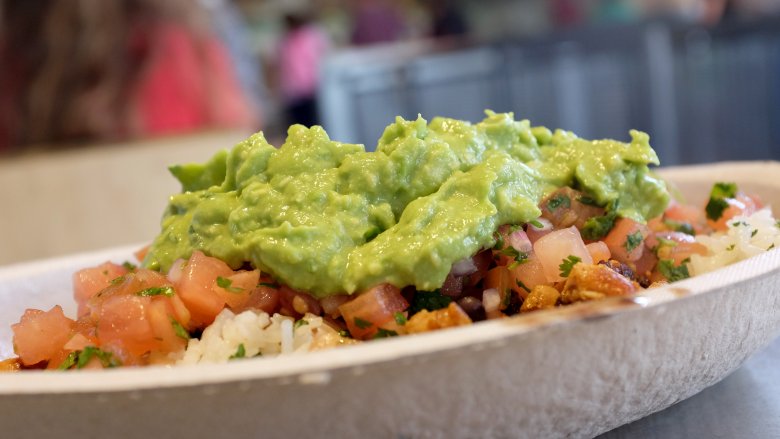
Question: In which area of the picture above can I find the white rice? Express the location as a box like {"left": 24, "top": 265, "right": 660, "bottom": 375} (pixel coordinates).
{"left": 177, "top": 309, "right": 341, "bottom": 365}
{"left": 689, "top": 208, "right": 780, "bottom": 276}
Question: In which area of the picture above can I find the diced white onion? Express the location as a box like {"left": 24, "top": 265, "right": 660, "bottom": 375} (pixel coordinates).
{"left": 452, "top": 257, "right": 478, "bottom": 276}
{"left": 482, "top": 288, "right": 501, "bottom": 313}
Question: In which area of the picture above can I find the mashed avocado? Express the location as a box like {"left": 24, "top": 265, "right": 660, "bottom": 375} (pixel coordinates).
{"left": 143, "top": 111, "right": 668, "bottom": 298}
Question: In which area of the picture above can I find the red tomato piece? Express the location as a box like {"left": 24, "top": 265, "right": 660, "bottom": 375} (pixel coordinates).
{"left": 338, "top": 284, "right": 408, "bottom": 340}
{"left": 12, "top": 306, "right": 75, "bottom": 366}
{"left": 73, "top": 262, "right": 128, "bottom": 317}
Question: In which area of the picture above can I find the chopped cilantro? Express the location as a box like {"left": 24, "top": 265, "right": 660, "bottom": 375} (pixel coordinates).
{"left": 57, "top": 352, "right": 78, "bottom": 370}
{"left": 294, "top": 319, "right": 309, "bottom": 329}
{"left": 373, "top": 328, "right": 399, "bottom": 339}
{"left": 515, "top": 279, "right": 530, "bottom": 293}
{"left": 393, "top": 312, "right": 407, "bottom": 326}
{"left": 624, "top": 231, "right": 644, "bottom": 252}
{"left": 658, "top": 259, "right": 690, "bottom": 282}
{"left": 528, "top": 219, "right": 544, "bottom": 229}
{"left": 58, "top": 346, "right": 121, "bottom": 370}
{"left": 546, "top": 194, "right": 571, "bottom": 211}
{"left": 731, "top": 221, "right": 748, "bottom": 227}
{"left": 216, "top": 276, "right": 243, "bottom": 293}
{"left": 500, "top": 247, "right": 529, "bottom": 269}
{"left": 122, "top": 261, "right": 137, "bottom": 271}
{"left": 662, "top": 219, "right": 695, "bottom": 236}
{"left": 409, "top": 290, "right": 452, "bottom": 314}
{"left": 751, "top": 229, "right": 758, "bottom": 238}
{"left": 581, "top": 212, "right": 618, "bottom": 241}
{"left": 110, "top": 275, "right": 126, "bottom": 285}
{"left": 137, "top": 286, "right": 174, "bottom": 297}
{"left": 229, "top": 344, "right": 246, "bottom": 360}
{"left": 171, "top": 318, "right": 190, "bottom": 340}
{"left": 493, "top": 231, "right": 505, "bottom": 250}
{"left": 577, "top": 195, "right": 601, "bottom": 206}
{"left": 353, "top": 317, "right": 372, "bottom": 329}
{"left": 338, "top": 329, "right": 352, "bottom": 338}
{"left": 559, "top": 255, "right": 582, "bottom": 278}
{"left": 501, "top": 289, "right": 513, "bottom": 308}
{"left": 258, "top": 282, "right": 280, "bottom": 288}
{"left": 726, "top": 244, "right": 735, "bottom": 251}
{"left": 769, "top": 244, "right": 776, "bottom": 251}
{"left": 705, "top": 182, "right": 738, "bottom": 221}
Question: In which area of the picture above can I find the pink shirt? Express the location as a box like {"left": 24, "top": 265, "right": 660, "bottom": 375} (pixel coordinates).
{"left": 278, "top": 26, "right": 329, "bottom": 102}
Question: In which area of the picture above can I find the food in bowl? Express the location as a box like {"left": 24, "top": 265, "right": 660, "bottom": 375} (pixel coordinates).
{"left": 3, "top": 112, "right": 778, "bottom": 371}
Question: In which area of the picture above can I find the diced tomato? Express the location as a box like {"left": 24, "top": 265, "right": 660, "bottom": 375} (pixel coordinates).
{"left": 12, "top": 306, "right": 75, "bottom": 366}
{"left": 73, "top": 262, "right": 129, "bottom": 317}
{"left": 707, "top": 193, "right": 761, "bottom": 232}
{"left": 533, "top": 226, "right": 593, "bottom": 282}
{"left": 664, "top": 201, "right": 706, "bottom": 234}
{"left": 484, "top": 266, "right": 515, "bottom": 304}
{"left": 604, "top": 218, "right": 649, "bottom": 263}
{"left": 147, "top": 299, "right": 188, "bottom": 354}
{"left": 174, "top": 251, "right": 233, "bottom": 327}
{"left": 586, "top": 241, "right": 611, "bottom": 263}
{"left": 96, "top": 295, "right": 156, "bottom": 358}
{"left": 237, "top": 284, "right": 281, "bottom": 314}
{"left": 653, "top": 231, "right": 709, "bottom": 266}
{"left": 510, "top": 254, "right": 548, "bottom": 299}
{"left": 213, "top": 270, "right": 261, "bottom": 310}
{"left": 338, "top": 284, "right": 408, "bottom": 340}
{"left": 279, "top": 286, "right": 323, "bottom": 318}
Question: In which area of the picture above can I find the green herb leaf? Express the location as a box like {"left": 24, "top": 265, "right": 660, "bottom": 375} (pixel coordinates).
{"left": 216, "top": 276, "right": 243, "bottom": 293}
{"left": 769, "top": 244, "right": 776, "bottom": 251}
{"left": 493, "top": 231, "right": 505, "bottom": 250}
{"left": 624, "top": 231, "right": 644, "bottom": 252}
{"left": 751, "top": 229, "right": 758, "bottom": 237}
{"left": 515, "top": 279, "right": 530, "bottom": 293}
{"left": 354, "top": 317, "right": 372, "bottom": 329}
{"left": 581, "top": 212, "right": 618, "bottom": 241}
{"left": 373, "top": 328, "right": 399, "bottom": 339}
{"left": 559, "top": 255, "right": 582, "bottom": 278}
{"left": 409, "top": 290, "right": 452, "bottom": 314}
{"left": 171, "top": 318, "right": 190, "bottom": 340}
{"left": 294, "top": 319, "right": 309, "bottom": 329}
{"left": 393, "top": 311, "right": 407, "bottom": 326}
{"left": 68, "top": 346, "right": 121, "bottom": 369}
{"left": 229, "top": 343, "right": 246, "bottom": 360}
{"left": 258, "top": 282, "right": 280, "bottom": 288}
{"left": 110, "top": 275, "right": 126, "bottom": 285}
{"left": 705, "top": 182, "right": 738, "bottom": 221}
{"left": 546, "top": 194, "right": 571, "bottom": 212}
{"left": 528, "top": 219, "right": 544, "bottom": 229}
{"left": 662, "top": 219, "right": 695, "bottom": 236}
{"left": 136, "top": 286, "right": 174, "bottom": 297}
{"left": 338, "top": 329, "right": 352, "bottom": 338}
{"left": 122, "top": 261, "right": 137, "bottom": 271}
{"left": 658, "top": 259, "right": 690, "bottom": 282}
{"left": 726, "top": 244, "right": 735, "bottom": 251}
{"left": 57, "top": 352, "right": 78, "bottom": 370}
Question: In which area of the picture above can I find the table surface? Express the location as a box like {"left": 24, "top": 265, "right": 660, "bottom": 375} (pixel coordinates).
{"left": 599, "top": 335, "right": 780, "bottom": 438}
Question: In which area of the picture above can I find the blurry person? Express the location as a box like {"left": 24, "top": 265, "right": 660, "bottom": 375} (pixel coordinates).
{"left": 277, "top": 12, "right": 329, "bottom": 127}
{"left": 350, "top": 0, "right": 406, "bottom": 46}
{"left": 0, "top": 0, "right": 258, "bottom": 153}
{"left": 428, "top": 0, "right": 469, "bottom": 38}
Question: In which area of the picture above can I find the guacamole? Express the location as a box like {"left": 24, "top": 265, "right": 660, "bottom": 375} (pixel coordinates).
{"left": 143, "top": 112, "right": 669, "bottom": 298}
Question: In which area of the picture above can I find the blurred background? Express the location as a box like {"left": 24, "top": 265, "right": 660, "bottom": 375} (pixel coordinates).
{"left": 1, "top": 0, "right": 779, "bottom": 264}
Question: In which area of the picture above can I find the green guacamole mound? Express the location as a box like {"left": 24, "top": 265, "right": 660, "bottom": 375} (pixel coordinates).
{"left": 143, "top": 111, "right": 669, "bottom": 298}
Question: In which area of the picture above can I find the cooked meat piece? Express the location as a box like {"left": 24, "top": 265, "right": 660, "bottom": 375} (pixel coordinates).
{"left": 0, "top": 357, "right": 21, "bottom": 372}
{"left": 520, "top": 285, "right": 560, "bottom": 312}
{"left": 599, "top": 259, "right": 635, "bottom": 280}
{"left": 561, "top": 263, "right": 637, "bottom": 304}
{"left": 404, "top": 302, "right": 472, "bottom": 334}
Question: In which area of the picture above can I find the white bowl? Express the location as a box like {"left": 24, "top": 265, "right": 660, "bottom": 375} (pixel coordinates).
{"left": 1, "top": 162, "right": 779, "bottom": 439}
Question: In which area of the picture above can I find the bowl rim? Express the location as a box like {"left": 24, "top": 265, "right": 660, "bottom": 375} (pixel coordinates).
{"left": 1, "top": 240, "right": 778, "bottom": 396}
